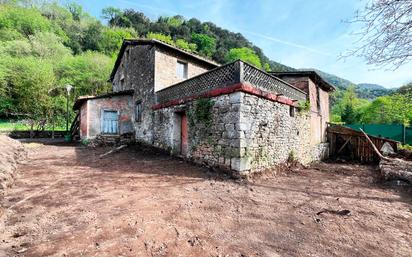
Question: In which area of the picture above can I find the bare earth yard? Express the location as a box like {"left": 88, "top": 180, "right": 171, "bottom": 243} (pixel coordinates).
{"left": 0, "top": 142, "right": 411, "bottom": 257}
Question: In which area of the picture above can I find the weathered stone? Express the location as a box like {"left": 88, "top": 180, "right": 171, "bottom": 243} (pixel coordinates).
{"left": 105, "top": 43, "right": 330, "bottom": 177}
{"left": 231, "top": 157, "right": 252, "bottom": 171}
{"left": 229, "top": 92, "right": 243, "bottom": 104}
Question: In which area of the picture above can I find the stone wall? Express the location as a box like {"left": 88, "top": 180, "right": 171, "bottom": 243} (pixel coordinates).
{"left": 111, "top": 44, "right": 215, "bottom": 144}
{"left": 236, "top": 92, "right": 313, "bottom": 173}
{"left": 153, "top": 93, "right": 241, "bottom": 172}
{"left": 112, "top": 44, "right": 156, "bottom": 144}
{"left": 154, "top": 46, "right": 214, "bottom": 92}
{"left": 152, "top": 91, "right": 320, "bottom": 176}
{"left": 273, "top": 75, "right": 330, "bottom": 145}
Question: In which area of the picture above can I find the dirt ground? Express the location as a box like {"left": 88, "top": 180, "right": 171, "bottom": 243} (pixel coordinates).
{"left": 0, "top": 142, "right": 411, "bottom": 257}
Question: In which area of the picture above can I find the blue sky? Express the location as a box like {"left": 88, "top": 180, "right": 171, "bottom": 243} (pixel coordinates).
{"left": 75, "top": 0, "right": 412, "bottom": 88}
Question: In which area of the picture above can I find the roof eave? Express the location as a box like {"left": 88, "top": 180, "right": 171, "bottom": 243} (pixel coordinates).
{"left": 270, "top": 71, "right": 336, "bottom": 92}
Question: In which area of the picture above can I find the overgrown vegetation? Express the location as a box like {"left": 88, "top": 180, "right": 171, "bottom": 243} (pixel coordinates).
{"left": 399, "top": 144, "right": 412, "bottom": 151}
{"left": 0, "top": 1, "right": 294, "bottom": 131}
{"left": 331, "top": 86, "right": 412, "bottom": 126}
{"left": 0, "top": 1, "right": 410, "bottom": 132}
{"left": 193, "top": 98, "right": 214, "bottom": 128}
{"left": 297, "top": 100, "right": 310, "bottom": 112}
{"left": 101, "top": 7, "right": 292, "bottom": 71}
{"left": 0, "top": 1, "right": 126, "bottom": 130}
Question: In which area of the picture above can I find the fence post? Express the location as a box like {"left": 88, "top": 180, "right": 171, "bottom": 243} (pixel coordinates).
{"left": 403, "top": 124, "right": 406, "bottom": 145}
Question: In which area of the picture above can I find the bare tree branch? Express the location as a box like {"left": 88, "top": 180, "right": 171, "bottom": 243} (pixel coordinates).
{"left": 342, "top": 0, "right": 412, "bottom": 69}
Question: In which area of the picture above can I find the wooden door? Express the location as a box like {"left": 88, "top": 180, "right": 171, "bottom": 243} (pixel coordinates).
{"left": 181, "top": 113, "right": 188, "bottom": 156}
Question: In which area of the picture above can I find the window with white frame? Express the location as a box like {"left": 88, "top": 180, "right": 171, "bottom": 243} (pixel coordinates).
{"left": 176, "top": 61, "right": 188, "bottom": 79}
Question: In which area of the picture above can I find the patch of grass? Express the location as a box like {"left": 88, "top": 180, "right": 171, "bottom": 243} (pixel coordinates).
{"left": 0, "top": 119, "right": 30, "bottom": 131}
{"left": 400, "top": 144, "right": 412, "bottom": 151}
{"left": 0, "top": 119, "right": 65, "bottom": 131}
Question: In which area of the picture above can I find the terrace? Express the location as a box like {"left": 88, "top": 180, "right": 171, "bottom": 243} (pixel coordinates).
{"left": 155, "top": 60, "right": 307, "bottom": 107}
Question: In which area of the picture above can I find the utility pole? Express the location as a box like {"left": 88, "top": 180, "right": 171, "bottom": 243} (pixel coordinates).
{"left": 65, "top": 85, "right": 73, "bottom": 132}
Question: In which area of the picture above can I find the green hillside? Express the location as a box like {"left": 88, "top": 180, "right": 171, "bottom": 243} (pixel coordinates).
{"left": 0, "top": 1, "right": 409, "bottom": 130}
{"left": 313, "top": 70, "right": 393, "bottom": 100}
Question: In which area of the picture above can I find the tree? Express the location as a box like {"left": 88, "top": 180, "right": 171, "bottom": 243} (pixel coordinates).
{"left": 0, "top": 4, "right": 54, "bottom": 37}
{"left": 263, "top": 63, "right": 271, "bottom": 72}
{"left": 30, "top": 32, "right": 72, "bottom": 59}
{"left": 158, "top": 15, "right": 184, "bottom": 27}
{"left": 0, "top": 56, "right": 55, "bottom": 118}
{"left": 55, "top": 52, "right": 113, "bottom": 97}
{"left": 101, "top": 7, "right": 122, "bottom": 22}
{"left": 341, "top": 104, "right": 357, "bottom": 124}
{"left": 362, "top": 94, "right": 412, "bottom": 125}
{"left": 225, "top": 47, "right": 262, "bottom": 68}
{"left": 98, "top": 27, "right": 136, "bottom": 56}
{"left": 175, "top": 38, "right": 196, "bottom": 52}
{"left": 191, "top": 33, "right": 216, "bottom": 57}
{"left": 146, "top": 32, "right": 174, "bottom": 44}
{"left": 345, "top": 0, "right": 412, "bottom": 69}
{"left": 108, "top": 9, "right": 149, "bottom": 34}
{"left": 81, "top": 21, "right": 103, "bottom": 51}
{"left": 331, "top": 86, "right": 369, "bottom": 124}
{"left": 397, "top": 82, "right": 412, "bottom": 94}
{"left": 66, "top": 2, "right": 83, "bottom": 21}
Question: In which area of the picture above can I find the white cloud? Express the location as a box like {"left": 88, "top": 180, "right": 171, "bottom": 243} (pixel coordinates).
{"left": 241, "top": 29, "right": 333, "bottom": 57}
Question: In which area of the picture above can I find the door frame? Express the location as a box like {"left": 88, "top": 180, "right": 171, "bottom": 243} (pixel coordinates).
{"left": 180, "top": 112, "right": 188, "bottom": 156}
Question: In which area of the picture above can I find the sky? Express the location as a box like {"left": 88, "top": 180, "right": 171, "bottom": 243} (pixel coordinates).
{"left": 74, "top": 0, "right": 412, "bottom": 88}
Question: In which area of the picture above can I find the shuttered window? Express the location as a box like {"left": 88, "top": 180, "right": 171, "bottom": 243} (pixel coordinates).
{"left": 102, "top": 110, "right": 118, "bottom": 134}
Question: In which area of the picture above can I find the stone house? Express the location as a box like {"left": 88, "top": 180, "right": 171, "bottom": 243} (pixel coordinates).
{"left": 74, "top": 39, "right": 334, "bottom": 176}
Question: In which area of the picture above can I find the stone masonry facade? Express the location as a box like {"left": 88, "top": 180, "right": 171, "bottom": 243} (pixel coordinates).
{"left": 153, "top": 91, "right": 316, "bottom": 176}
{"left": 76, "top": 39, "right": 333, "bottom": 176}
{"left": 154, "top": 47, "right": 212, "bottom": 92}
{"left": 110, "top": 41, "right": 215, "bottom": 145}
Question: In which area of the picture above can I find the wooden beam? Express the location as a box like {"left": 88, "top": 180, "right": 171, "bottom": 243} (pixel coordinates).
{"left": 337, "top": 136, "right": 352, "bottom": 154}
{"left": 360, "top": 129, "right": 390, "bottom": 161}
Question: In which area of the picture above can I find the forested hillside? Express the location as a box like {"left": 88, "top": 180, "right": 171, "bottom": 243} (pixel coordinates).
{"left": 0, "top": 1, "right": 295, "bottom": 129}
{"left": 0, "top": 1, "right": 410, "bottom": 130}
{"left": 0, "top": 2, "right": 131, "bottom": 127}
{"left": 102, "top": 7, "right": 295, "bottom": 72}
{"left": 314, "top": 70, "right": 393, "bottom": 100}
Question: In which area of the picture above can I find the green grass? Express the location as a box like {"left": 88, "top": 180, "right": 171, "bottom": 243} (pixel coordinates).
{"left": 0, "top": 119, "right": 65, "bottom": 131}
{"left": 399, "top": 144, "right": 412, "bottom": 151}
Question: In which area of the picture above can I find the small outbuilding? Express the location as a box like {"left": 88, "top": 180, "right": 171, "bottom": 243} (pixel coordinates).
{"left": 73, "top": 90, "right": 134, "bottom": 140}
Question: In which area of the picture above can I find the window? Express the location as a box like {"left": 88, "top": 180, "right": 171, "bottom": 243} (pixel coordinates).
{"left": 176, "top": 61, "right": 188, "bottom": 79}
{"left": 120, "top": 77, "right": 125, "bottom": 89}
{"left": 135, "top": 101, "right": 142, "bottom": 122}
{"left": 289, "top": 106, "right": 295, "bottom": 117}
{"left": 316, "top": 87, "right": 321, "bottom": 112}
{"left": 102, "top": 110, "right": 118, "bottom": 134}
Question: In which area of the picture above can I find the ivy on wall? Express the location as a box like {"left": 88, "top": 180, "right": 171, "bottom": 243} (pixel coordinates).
{"left": 192, "top": 98, "right": 214, "bottom": 128}
{"left": 297, "top": 100, "right": 310, "bottom": 112}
